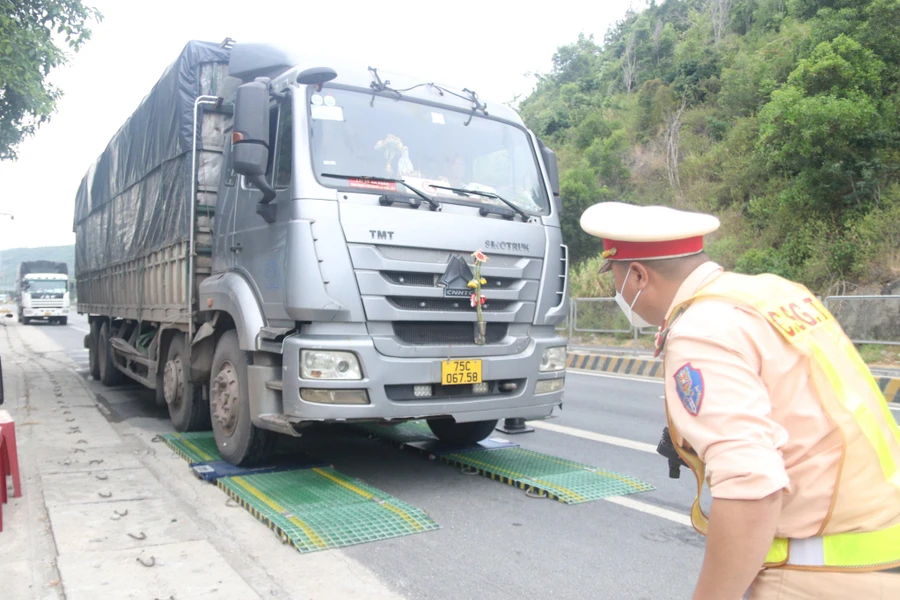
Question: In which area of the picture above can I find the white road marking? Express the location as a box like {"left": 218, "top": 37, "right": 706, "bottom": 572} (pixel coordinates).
{"left": 567, "top": 369, "right": 663, "bottom": 384}
{"left": 604, "top": 496, "right": 692, "bottom": 527}
{"left": 527, "top": 420, "right": 658, "bottom": 454}
{"left": 890, "top": 405, "right": 900, "bottom": 413}
{"left": 68, "top": 326, "right": 90, "bottom": 334}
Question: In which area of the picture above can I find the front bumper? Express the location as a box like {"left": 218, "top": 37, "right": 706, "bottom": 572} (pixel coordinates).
{"left": 278, "top": 330, "right": 566, "bottom": 424}
{"left": 23, "top": 308, "right": 67, "bottom": 318}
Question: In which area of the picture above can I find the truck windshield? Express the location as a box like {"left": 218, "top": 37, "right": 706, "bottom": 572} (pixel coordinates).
{"left": 25, "top": 280, "right": 67, "bottom": 294}
{"left": 308, "top": 88, "right": 548, "bottom": 214}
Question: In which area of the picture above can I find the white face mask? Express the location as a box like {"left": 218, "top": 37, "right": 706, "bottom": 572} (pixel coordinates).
{"left": 615, "top": 268, "right": 652, "bottom": 329}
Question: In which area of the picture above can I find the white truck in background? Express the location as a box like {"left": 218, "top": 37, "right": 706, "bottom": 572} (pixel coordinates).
{"left": 17, "top": 261, "right": 71, "bottom": 325}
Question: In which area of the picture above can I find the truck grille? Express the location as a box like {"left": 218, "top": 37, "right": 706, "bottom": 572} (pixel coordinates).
{"left": 393, "top": 322, "right": 507, "bottom": 345}
{"left": 387, "top": 297, "right": 512, "bottom": 312}
{"left": 350, "top": 244, "right": 542, "bottom": 350}
{"left": 382, "top": 271, "right": 516, "bottom": 289}
{"left": 29, "top": 299, "right": 65, "bottom": 308}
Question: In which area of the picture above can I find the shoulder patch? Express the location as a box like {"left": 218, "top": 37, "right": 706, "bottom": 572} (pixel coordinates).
{"left": 673, "top": 363, "right": 704, "bottom": 416}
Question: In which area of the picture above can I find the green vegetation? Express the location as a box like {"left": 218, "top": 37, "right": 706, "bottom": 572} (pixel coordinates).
{"left": 0, "top": 244, "right": 74, "bottom": 289}
{"left": 856, "top": 343, "right": 900, "bottom": 367}
{"left": 519, "top": 0, "right": 900, "bottom": 298}
{"left": 0, "top": 0, "right": 101, "bottom": 160}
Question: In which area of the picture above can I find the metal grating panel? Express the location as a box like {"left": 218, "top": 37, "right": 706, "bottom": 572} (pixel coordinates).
{"left": 358, "top": 421, "right": 654, "bottom": 504}
{"left": 161, "top": 432, "right": 439, "bottom": 553}
{"left": 161, "top": 431, "right": 221, "bottom": 462}
{"left": 441, "top": 448, "right": 654, "bottom": 504}
{"left": 218, "top": 469, "right": 439, "bottom": 553}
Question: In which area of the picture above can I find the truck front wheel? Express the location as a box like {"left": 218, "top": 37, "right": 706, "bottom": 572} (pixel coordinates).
{"left": 426, "top": 418, "right": 498, "bottom": 445}
{"left": 164, "top": 334, "right": 210, "bottom": 432}
{"left": 210, "top": 330, "right": 275, "bottom": 466}
{"left": 98, "top": 322, "right": 125, "bottom": 386}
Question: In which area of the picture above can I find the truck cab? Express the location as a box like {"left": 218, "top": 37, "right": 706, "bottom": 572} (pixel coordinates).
{"left": 17, "top": 262, "right": 71, "bottom": 325}
{"left": 199, "top": 45, "right": 569, "bottom": 463}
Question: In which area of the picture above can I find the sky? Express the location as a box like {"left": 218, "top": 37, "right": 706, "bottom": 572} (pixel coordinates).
{"left": 0, "top": 0, "right": 642, "bottom": 250}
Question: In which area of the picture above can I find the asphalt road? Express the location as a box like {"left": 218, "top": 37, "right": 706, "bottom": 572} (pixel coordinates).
{"left": 36, "top": 311, "right": 898, "bottom": 599}
{"left": 34, "top": 312, "right": 701, "bottom": 599}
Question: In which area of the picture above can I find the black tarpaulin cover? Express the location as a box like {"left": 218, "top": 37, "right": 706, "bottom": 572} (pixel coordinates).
{"left": 17, "top": 261, "right": 68, "bottom": 277}
{"left": 73, "top": 41, "right": 230, "bottom": 274}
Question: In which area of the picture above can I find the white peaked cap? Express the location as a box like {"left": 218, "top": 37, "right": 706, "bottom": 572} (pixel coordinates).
{"left": 579, "top": 202, "right": 720, "bottom": 273}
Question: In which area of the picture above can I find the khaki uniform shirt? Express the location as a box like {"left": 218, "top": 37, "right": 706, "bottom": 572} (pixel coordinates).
{"left": 663, "top": 262, "right": 843, "bottom": 538}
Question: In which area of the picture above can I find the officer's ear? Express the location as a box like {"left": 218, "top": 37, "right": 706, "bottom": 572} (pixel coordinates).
{"left": 630, "top": 262, "right": 651, "bottom": 290}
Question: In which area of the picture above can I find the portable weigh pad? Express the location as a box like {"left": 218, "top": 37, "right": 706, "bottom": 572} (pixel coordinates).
{"left": 218, "top": 468, "right": 439, "bottom": 552}
{"left": 162, "top": 431, "right": 221, "bottom": 463}
{"left": 357, "top": 421, "right": 655, "bottom": 504}
{"left": 160, "top": 432, "right": 439, "bottom": 552}
{"left": 441, "top": 447, "right": 654, "bottom": 504}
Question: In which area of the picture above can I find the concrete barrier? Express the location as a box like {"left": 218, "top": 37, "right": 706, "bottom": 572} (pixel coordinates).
{"left": 566, "top": 352, "right": 900, "bottom": 405}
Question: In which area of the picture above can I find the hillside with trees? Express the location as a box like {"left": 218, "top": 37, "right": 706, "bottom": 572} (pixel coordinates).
{"left": 0, "top": 245, "right": 74, "bottom": 289}
{"left": 519, "top": 0, "right": 900, "bottom": 297}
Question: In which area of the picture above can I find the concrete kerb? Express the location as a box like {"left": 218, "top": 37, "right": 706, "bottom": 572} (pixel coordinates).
{"left": 565, "top": 352, "right": 900, "bottom": 405}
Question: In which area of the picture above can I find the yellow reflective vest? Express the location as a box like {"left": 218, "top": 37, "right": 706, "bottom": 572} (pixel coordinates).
{"left": 665, "top": 272, "right": 900, "bottom": 571}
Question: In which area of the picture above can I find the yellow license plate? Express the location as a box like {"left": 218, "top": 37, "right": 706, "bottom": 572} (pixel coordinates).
{"left": 441, "top": 359, "right": 482, "bottom": 386}
{"left": 44, "top": 311, "right": 51, "bottom": 316}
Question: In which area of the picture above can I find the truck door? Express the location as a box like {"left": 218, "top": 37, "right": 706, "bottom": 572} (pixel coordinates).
{"left": 231, "top": 99, "right": 293, "bottom": 326}
{"left": 213, "top": 137, "right": 239, "bottom": 273}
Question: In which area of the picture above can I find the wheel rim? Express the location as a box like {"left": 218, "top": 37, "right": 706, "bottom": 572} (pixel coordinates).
{"left": 213, "top": 361, "right": 240, "bottom": 436}
{"left": 163, "top": 356, "right": 184, "bottom": 407}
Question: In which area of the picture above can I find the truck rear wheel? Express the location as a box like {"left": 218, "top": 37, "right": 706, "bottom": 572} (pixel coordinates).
{"left": 88, "top": 321, "right": 101, "bottom": 380}
{"left": 426, "top": 418, "right": 498, "bottom": 446}
{"left": 164, "top": 334, "right": 210, "bottom": 432}
{"left": 210, "top": 330, "right": 275, "bottom": 466}
{"left": 98, "top": 322, "right": 125, "bottom": 386}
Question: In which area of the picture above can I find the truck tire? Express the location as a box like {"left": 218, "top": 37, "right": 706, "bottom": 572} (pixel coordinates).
{"left": 88, "top": 321, "right": 102, "bottom": 380}
{"left": 59, "top": 317, "right": 68, "bottom": 326}
{"left": 164, "top": 334, "right": 210, "bottom": 432}
{"left": 98, "top": 322, "right": 125, "bottom": 386}
{"left": 210, "top": 330, "right": 275, "bottom": 466}
{"left": 426, "top": 418, "right": 498, "bottom": 446}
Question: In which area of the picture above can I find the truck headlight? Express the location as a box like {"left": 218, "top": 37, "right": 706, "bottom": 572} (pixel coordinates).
{"left": 540, "top": 347, "right": 567, "bottom": 372}
{"left": 301, "top": 350, "right": 363, "bottom": 380}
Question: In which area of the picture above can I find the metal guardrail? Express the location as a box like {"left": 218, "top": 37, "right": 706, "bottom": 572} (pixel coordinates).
{"left": 557, "top": 295, "right": 900, "bottom": 347}
{"left": 557, "top": 298, "right": 655, "bottom": 343}
{"left": 824, "top": 295, "right": 900, "bottom": 347}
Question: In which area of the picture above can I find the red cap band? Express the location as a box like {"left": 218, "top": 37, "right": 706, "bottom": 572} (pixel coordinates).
{"left": 603, "top": 236, "right": 704, "bottom": 261}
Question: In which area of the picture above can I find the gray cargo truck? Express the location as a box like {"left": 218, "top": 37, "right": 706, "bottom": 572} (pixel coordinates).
{"left": 75, "top": 40, "right": 569, "bottom": 465}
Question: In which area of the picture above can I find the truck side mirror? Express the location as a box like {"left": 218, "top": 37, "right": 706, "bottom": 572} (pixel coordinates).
{"left": 539, "top": 141, "right": 561, "bottom": 214}
{"left": 233, "top": 79, "right": 277, "bottom": 205}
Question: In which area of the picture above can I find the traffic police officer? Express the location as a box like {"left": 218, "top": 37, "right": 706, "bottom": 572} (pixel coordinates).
{"left": 580, "top": 202, "right": 900, "bottom": 599}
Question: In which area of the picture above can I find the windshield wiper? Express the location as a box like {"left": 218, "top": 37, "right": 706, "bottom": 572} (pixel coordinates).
{"left": 428, "top": 185, "right": 533, "bottom": 222}
{"left": 321, "top": 173, "right": 441, "bottom": 211}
